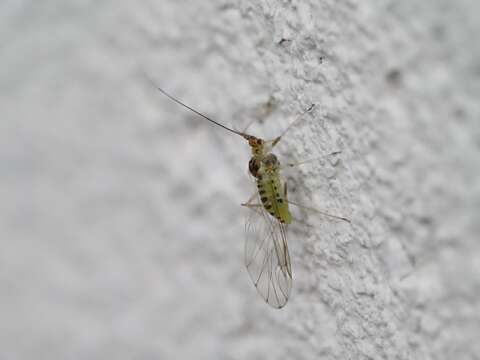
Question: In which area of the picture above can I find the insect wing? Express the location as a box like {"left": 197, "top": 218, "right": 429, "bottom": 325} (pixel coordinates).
{"left": 244, "top": 202, "right": 292, "bottom": 308}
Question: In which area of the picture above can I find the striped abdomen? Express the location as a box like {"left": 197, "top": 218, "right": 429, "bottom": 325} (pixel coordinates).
{"left": 257, "top": 174, "right": 292, "bottom": 224}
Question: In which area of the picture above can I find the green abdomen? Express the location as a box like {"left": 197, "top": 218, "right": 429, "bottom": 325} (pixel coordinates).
{"left": 257, "top": 175, "right": 292, "bottom": 224}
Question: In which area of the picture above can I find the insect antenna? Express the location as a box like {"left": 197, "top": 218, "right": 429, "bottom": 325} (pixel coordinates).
{"left": 145, "top": 75, "right": 243, "bottom": 137}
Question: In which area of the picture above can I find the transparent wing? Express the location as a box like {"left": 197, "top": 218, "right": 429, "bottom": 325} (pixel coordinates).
{"left": 244, "top": 200, "right": 292, "bottom": 308}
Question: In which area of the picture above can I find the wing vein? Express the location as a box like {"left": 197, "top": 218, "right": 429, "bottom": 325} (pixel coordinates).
{"left": 244, "top": 191, "right": 292, "bottom": 308}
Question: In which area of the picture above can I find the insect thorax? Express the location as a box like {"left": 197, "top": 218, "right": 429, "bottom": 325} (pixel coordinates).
{"left": 248, "top": 152, "right": 279, "bottom": 178}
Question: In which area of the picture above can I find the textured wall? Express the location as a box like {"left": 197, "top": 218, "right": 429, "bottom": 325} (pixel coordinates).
{"left": 1, "top": 1, "right": 479, "bottom": 359}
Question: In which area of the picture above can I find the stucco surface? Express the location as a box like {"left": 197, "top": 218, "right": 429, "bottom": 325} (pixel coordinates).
{"left": 1, "top": 1, "right": 479, "bottom": 359}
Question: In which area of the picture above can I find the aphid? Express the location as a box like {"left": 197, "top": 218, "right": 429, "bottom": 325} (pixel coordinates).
{"left": 149, "top": 79, "right": 349, "bottom": 308}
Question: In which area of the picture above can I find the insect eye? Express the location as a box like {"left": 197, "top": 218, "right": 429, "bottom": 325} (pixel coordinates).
{"left": 248, "top": 137, "right": 263, "bottom": 147}
{"left": 248, "top": 158, "right": 260, "bottom": 177}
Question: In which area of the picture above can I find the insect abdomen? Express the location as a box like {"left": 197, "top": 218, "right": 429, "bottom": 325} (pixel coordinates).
{"left": 257, "top": 176, "right": 292, "bottom": 224}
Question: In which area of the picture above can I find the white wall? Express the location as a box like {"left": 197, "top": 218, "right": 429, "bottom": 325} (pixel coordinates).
{"left": 1, "top": 1, "right": 479, "bottom": 359}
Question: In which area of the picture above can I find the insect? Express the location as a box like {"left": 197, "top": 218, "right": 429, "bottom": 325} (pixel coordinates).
{"left": 149, "top": 79, "right": 349, "bottom": 308}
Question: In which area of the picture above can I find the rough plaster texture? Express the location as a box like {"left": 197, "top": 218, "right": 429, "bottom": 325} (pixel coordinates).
{"left": 1, "top": 1, "right": 480, "bottom": 359}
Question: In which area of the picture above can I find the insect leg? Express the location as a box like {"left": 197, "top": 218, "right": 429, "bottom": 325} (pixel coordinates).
{"left": 241, "top": 191, "right": 261, "bottom": 207}
{"left": 242, "top": 203, "right": 265, "bottom": 222}
{"left": 281, "top": 151, "right": 342, "bottom": 169}
{"left": 286, "top": 200, "right": 351, "bottom": 223}
{"left": 270, "top": 104, "right": 315, "bottom": 148}
{"left": 242, "top": 203, "right": 263, "bottom": 209}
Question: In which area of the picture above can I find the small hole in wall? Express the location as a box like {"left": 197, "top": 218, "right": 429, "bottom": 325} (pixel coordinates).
{"left": 278, "top": 38, "right": 292, "bottom": 46}
{"left": 386, "top": 68, "right": 402, "bottom": 87}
